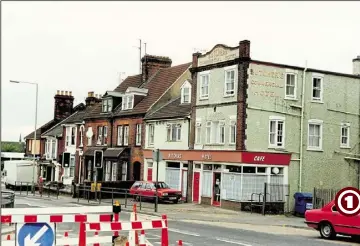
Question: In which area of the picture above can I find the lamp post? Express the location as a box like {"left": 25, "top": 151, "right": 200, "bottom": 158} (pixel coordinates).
{"left": 10, "top": 80, "right": 38, "bottom": 193}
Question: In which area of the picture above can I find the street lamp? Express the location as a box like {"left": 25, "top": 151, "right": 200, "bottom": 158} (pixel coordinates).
{"left": 10, "top": 80, "right": 38, "bottom": 194}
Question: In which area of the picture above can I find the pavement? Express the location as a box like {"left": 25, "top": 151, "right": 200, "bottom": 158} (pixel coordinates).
{"left": 2, "top": 192, "right": 360, "bottom": 245}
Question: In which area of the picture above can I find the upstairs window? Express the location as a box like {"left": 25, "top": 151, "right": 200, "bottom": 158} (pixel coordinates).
{"left": 229, "top": 120, "right": 236, "bottom": 145}
{"left": 102, "top": 98, "right": 113, "bottom": 113}
{"left": 195, "top": 121, "right": 201, "bottom": 144}
{"left": 340, "top": 123, "right": 350, "bottom": 148}
{"left": 312, "top": 75, "right": 323, "bottom": 102}
{"left": 181, "top": 81, "right": 191, "bottom": 104}
{"left": 123, "top": 125, "right": 129, "bottom": 146}
{"left": 210, "top": 121, "right": 225, "bottom": 144}
{"left": 122, "top": 94, "right": 134, "bottom": 110}
{"left": 224, "top": 67, "right": 235, "bottom": 96}
{"left": 117, "top": 126, "right": 123, "bottom": 146}
{"left": 269, "top": 117, "right": 285, "bottom": 148}
{"left": 166, "top": 123, "right": 181, "bottom": 141}
{"left": 148, "top": 124, "right": 155, "bottom": 145}
{"left": 205, "top": 121, "right": 211, "bottom": 144}
{"left": 136, "top": 124, "right": 142, "bottom": 146}
{"left": 285, "top": 73, "right": 296, "bottom": 99}
{"left": 308, "top": 119, "right": 323, "bottom": 151}
{"left": 96, "top": 126, "right": 108, "bottom": 145}
{"left": 199, "top": 73, "right": 210, "bottom": 99}
{"left": 71, "top": 127, "right": 76, "bottom": 145}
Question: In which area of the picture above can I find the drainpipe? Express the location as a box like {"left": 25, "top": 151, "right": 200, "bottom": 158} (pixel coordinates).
{"left": 299, "top": 61, "right": 308, "bottom": 192}
{"left": 187, "top": 116, "right": 191, "bottom": 148}
{"left": 109, "top": 116, "right": 114, "bottom": 148}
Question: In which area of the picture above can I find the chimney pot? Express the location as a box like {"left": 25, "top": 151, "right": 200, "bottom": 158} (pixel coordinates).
{"left": 353, "top": 55, "right": 360, "bottom": 75}
{"left": 57, "top": 90, "right": 60, "bottom": 95}
{"left": 61, "top": 90, "right": 64, "bottom": 95}
{"left": 69, "top": 91, "right": 72, "bottom": 96}
{"left": 239, "top": 40, "right": 251, "bottom": 59}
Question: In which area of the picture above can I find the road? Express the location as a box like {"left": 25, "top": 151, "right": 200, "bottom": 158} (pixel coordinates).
{"left": 2, "top": 194, "right": 359, "bottom": 246}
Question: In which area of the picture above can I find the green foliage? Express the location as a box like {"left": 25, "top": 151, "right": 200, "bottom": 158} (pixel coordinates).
{"left": 1, "top": 142, "right": 25, "bottom": 152}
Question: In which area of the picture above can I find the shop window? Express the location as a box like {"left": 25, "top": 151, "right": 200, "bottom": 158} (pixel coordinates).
{"left": 105, "top": 161, "right": 111, "bottom": 181}
{"left": 167, "top": 162, "right": 180, "bottom": 168}
{"left": 226, "top": 165, "right": 242, "bottom": 173}
{"left": 183, "top": 163, "right": 188, "bottom": 168}
{"left": 257, "top": 167, "right": 266, "bottom": 174}
{"left": 214, "top": 164, "right": 222, "bottom": 171}
{"left": 203, "top": 164, "right": 212, "bottom": 170}
{"left": 121, "top": 162, "right": 127, "bottom": 181}
{"left": 195, "top": 164, "right": 201, "bottom": 169}
{"left": 243, "top": 166, "right": 256, "bottom": 173}
{"left": 148, "top": 162, "right": 153, "bottom": 168}
{"left": 112, "top": 162, "right": 118, "bottom": 181}
{"left": 201, "top": 171, "right": 212, "bottom": 197}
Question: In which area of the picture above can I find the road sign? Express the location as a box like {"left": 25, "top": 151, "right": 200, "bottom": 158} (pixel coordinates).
{"left": 335, "top": 187, "right": 360, "bottom": 217}
{"left": 17, "top": 222, "right": 55, "bottom": 246}
{"left": 152, "top": 149, "right": 163, "bottom": 162}
{"left": 94, "top": 150, "right": 103, "bottom": 168}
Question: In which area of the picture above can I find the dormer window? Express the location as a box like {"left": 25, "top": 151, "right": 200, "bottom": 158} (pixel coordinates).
{"left": 102, "top": 98, "right": 113, "bottom": 113}
{"left": 180, "top": 80, "right": 191, "bottom": 104}
{"left": 122, "top": 94, "right": 134, "bottom": 110}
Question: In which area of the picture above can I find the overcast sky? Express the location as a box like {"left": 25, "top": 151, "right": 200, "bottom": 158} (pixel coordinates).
{"left": 2, "top": 1, "right": 360, "bottom": 141}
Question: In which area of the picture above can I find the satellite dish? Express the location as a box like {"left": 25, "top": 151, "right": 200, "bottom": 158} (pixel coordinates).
{"left": 272, "top": 167, "right": 280, "bottom": 175}
{"left": 86, "top": 127, "right": 93, "bottom": 139}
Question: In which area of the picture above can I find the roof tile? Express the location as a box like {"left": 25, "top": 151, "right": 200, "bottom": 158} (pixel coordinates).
{"left": 145, "top": 97, "right": 191, "bottom": 120}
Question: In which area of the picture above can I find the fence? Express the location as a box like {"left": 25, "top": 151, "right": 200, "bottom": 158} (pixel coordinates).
{"left": 313, "top": 187, "right": 339, "bottom": 209}
{"left": 1, "top": 191, "right": 15, "bottom": 208}
{"left": 248, "top": 182, "right": 290, "bottom": 215}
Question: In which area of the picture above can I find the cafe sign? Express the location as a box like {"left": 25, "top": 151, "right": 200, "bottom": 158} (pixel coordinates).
{"left": 198, "top": 46, "right": 238, "bottom": 66}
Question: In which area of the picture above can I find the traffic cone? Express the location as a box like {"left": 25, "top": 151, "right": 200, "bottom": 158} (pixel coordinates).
{"left": 6, "top": 234, "right": 11, "bottom": 240}
{"left": 93, "top": 231, "right": 100, "bottom": 246}
{"left": 64, "top": 231, "right": 69, "bottom": 246}
{"left": 139, "top": 230, "right": 146, "bottom": 246}
{"left": 178, "top": 240, "right": 183, "bottom": 245}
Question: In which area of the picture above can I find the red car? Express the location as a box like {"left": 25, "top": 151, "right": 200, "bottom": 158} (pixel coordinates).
{"left": 305, "top": 200, "right": 360, "bottom": 240}
{"left": 129, "top": 181, "right": 182, "bottom": 204}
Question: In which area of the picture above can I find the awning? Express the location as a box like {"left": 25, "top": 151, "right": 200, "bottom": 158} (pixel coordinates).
{"left": 103, "top": 148, "right": 126, "bottom": 158}
{"left": 84, "top": 147, "right": 106, "bottom": 156}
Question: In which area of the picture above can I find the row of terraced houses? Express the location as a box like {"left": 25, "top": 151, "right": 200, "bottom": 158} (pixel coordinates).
{"left": 23, "top": 40, "right": 360, "bottom": 210}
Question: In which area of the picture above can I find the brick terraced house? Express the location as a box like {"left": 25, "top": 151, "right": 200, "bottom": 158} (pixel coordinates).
{"left": 81, "top": 55, "right": 191, "bottom": 186}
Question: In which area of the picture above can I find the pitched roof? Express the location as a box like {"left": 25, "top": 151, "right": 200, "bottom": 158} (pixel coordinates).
{"left": 114, "top": 74, "right": 143, "bottom": 93}
{"left": 24, "top": 119, "right": 57, "bottom": 140}
{"left": 114, "top": 62, "right": 191, "bottom": 116}
{"left": 144, "top": 97, "right": 191, "bottom": 120}
{"left": 83, "top": 102, "right": 110, "bottom": 120}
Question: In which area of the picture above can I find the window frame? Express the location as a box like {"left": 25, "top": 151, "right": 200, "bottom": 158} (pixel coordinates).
{"left": 123, "top": 125, "right": 129, "bottom": 146}
{"left": 229, "top": 119, "right": 236, "bottom": 145}
{"left": 218, "top": 120, "right": 225, "bottom": 144}
{"left": 311, "top": 73, "right": 324, "bottom": 103}
{"left": 69, "top": 156, "right": 75, "bottom": 177}
{"left": 148, "top": 124, "right": 155, "bottom": 146}
{"left": 284, "top": 72, "right": 297, "bottom": 100}
{"left": 166, "top": 123, "right": 182, "bottom": 142}
{"left": 102, "top": 98, "right": 113, "bottom": 113}
{"left": 205, "top": 121, "right": 211, "bottom": 144}
{"left": 117, "top": 125, "right": 123, "bottom": 146}
{"left": 268, "top": 116, "right": 285, "bottom": 149}
{"left": 340, "top": 123, "right": 350, "bottom": 148}
{"left": 135, "top": 124, "right": 142, "bottom": 146}
{"left": 122, "top": 94, "right": 134, "bottom": 110}
{"left": 199, "top": 71, "right": 210, "bottom": 100}
{"left": 224, "top": 66, "right": 236, "bottom": 97}
{"left": 195, "top": 121, "right": 201, "bottom": 144}
{"left": 307, "top": 119, "right": 323, "bottom": 151}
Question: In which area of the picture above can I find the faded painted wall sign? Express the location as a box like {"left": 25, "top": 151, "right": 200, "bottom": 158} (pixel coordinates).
{"left": 250, "top": 80, "right": 283, "bottom": 88}
{"left": 198, "top": 46, "right": 238, "bottom": 66}
{"left": 250, "top": 68, "right": 284, "bottom": 79}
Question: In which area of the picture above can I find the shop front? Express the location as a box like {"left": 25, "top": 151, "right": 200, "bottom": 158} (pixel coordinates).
{"left": 143, "top": 149, "right": 291, "bottom": 209}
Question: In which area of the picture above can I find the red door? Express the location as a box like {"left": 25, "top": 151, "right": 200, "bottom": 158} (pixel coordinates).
{"left": 193, "top": 172, "right": 200, "bottom": 203}
{"left": 147, "top": 168, "right": 153, "bottom": 181}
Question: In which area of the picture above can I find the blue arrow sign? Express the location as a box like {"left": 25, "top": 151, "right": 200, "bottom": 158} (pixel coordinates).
{"left": 17, "top": 223, "right": 54, "bottom": 246}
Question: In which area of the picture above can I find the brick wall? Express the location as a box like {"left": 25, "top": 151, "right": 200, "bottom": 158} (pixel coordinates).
{"left": 84, "top": 119, "right": 112, "bottom": 149}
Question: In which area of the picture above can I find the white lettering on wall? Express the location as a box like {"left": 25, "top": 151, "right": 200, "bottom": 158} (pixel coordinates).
{"left": 168, "top": 153, "right": 182, "bottom": 159}
{"left": 254, "top": 156, "right": 265, "bottom": 162}
{"left": 202, "top": 154, "right": 212, "bottom": 160}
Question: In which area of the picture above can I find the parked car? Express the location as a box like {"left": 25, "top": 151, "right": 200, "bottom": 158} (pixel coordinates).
{"left": 129, "top": 181, "right": 182, "bottom": 204}
{"left": 305, "top": 200, "right": 360, "bottom": 240}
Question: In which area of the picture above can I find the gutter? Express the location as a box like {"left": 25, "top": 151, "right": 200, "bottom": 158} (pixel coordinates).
{"left": 187, "top": 115, "right": 191, "bottom": 148}
{"left": 299, "top": 61, "right": 307, "bottom": 192}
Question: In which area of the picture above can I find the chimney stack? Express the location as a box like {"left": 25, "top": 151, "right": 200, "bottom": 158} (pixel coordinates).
{"left": 54, "top": 90, "right": 74, "bottom": 121}
{"left": 141, "top": 55, "right": 172, "bottom": 83}
{"left": 239, "top": 40, "right": 251, "bottom": 60}
{"left": 353, "top": 56, "right": 360, "bottom": 75}
{"left": 85, "top": 91, "right": 101, "bottom": 106}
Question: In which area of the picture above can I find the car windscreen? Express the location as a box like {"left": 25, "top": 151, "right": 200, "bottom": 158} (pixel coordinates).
{"left": 155, "top": 182, "right": 170, "bottom": 189}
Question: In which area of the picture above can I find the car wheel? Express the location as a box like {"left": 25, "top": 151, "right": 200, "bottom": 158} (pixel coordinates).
{"left": 319, "top": 222, "right": 336, "bottom": 239}
{"left": 173, "top": 199, "right": 179, "bottom": 204}
{"left": 352, "top": 235, "right": 360, "bottom": 242}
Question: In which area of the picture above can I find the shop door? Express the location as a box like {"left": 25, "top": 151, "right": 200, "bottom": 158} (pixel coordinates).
{"left": 212, "top": 172, "right": 221, "bottom": 206}
{"left": 147, "top": 168, "right": 153, "bottom": 181}
{"left": 181, "top": 170, "right": 188, "bottom": 200}
{"left": 192, "top": 172, "right": 200, "bottom": 203}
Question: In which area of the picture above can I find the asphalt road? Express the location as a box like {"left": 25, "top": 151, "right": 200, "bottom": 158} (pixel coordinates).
{"left": 3, "top": 195, "right": 359, "bottom": 246}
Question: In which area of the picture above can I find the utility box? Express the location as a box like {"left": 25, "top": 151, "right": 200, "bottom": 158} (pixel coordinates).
{"left": 294, "top": 192, "right": 313, "bottom": 216}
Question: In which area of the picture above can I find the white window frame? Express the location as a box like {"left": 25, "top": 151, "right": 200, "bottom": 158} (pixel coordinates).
{"left": 218, "top": 121, "right": 225, "bottom": 144}
{"left": 340, "top": 123, "right": 350, "bottom": 148}
{"left": 123, "top": 125, "right": 129, "bottom": 146}
{"left": 311, "top": 73, "right": 324, "bottom": 103}
{"left": 166, "top": 123, "right": 181, "bottom": 142}
{"left": 79, "top": 125, "right": 84, "bottom": 147}
{"left": 103, "top": 126, "right": 108, "bottom": 145}
{"left": 199, "top": 71, "right": 210, "bottom": 100}
{"left": 307, "top": 119, "right": 323, "bottom": 151}
{"left": 65, "top": 127, "right": 71, "bottom": 147}
{"left": 268, "top": 116, "right": 285, "bottom": 148}
{"left": 136, "top": 124, "right": 142, "bottom": 146}
{"left": 122, "top": 94, "right": 134, "bottom": 110}
{"left": 148, "top": 124, "right": 155, "bottom": 146}
{"left": 97, "top": 126, "right": 103, "bottom": 145}
{"left": 224, "top": 66, "right": 236, "bottom": 97}
{"left": 181, "top": 81, "right": 191, "bottom": 104}
{"left": 102, "top": 98, "right": 113, "bottom": 113}
{"left": 111, "top": 162, "right": 118, "bottom": 181}
{"left": 51, "top": 139, "right": 57, "bottom": 159}
{"left": 205, "top": 121, "right": 211, "bottom": 144}
{"left": 87, "top": 127, "right": 93, "bottom": 146}
{"left": 69, "top": 156, "right": 75, "bottom": 177}
{"left": 284, "top": 71, "right": 297, "bottom": 100}
{"left": 117, "top": 125, "right": 123, "bottom": 146}
{"left": 229, "top": 119, "right": 236, "bottom": 145}
{"left": 195, "top": 121, "right": 201, "bottom": 144}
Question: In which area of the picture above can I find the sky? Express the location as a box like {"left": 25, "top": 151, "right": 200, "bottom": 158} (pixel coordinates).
{"left": 1, "top": 1, "right": 360, "bottom": 141}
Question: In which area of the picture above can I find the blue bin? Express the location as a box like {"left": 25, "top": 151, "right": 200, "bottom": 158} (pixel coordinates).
{"left": 294, "top": 192, "right": 313, "bottom": 215}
